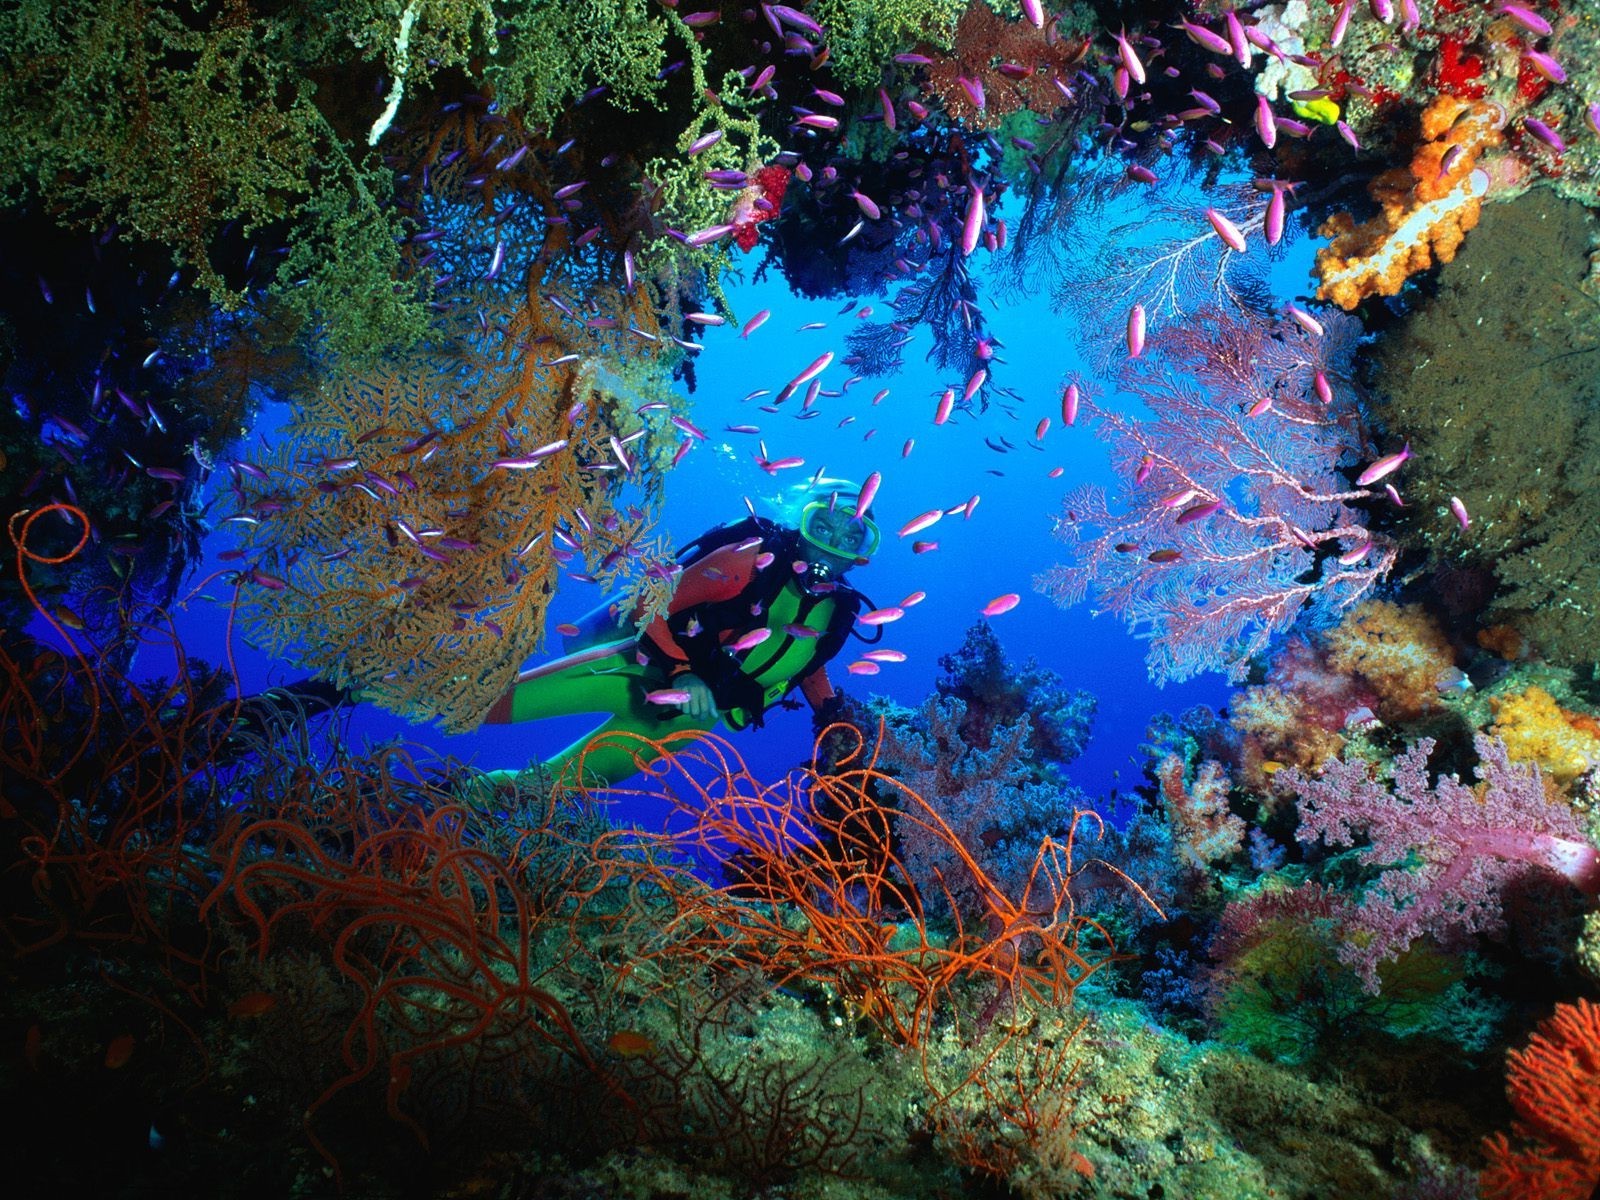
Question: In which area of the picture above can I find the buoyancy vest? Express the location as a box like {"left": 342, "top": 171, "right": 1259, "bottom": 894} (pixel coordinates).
{"left": 642, "top": 518, "right": 869, "bottom": 729}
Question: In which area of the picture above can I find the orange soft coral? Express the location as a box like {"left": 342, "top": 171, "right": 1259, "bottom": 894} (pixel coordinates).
{"left": 1315, "top": 95, "right": 1506, "bottom": 310}
{"left": 1323, "top": 600, "right": 1459, "bottom": 722}
{"left": 1481, "top": 997, "right": 1600, "bottom": 1200}
{"left": 1490, "top": 686, "right": 1600, "bottom": 786}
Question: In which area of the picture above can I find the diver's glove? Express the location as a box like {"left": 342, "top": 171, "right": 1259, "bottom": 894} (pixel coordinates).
{"left": 699, "top": 654, "right": 769, "bottom": 728}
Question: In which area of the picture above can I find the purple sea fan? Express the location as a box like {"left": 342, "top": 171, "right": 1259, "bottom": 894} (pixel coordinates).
{"left": 1289, "top": 734, "right": 1600, "bottom": 992}
{"left": 1034, "top": 305, "right": 1393, "bottom": 684}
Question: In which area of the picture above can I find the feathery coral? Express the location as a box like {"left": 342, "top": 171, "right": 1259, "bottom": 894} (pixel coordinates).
{"left": 1315, "top": 96, "right": 1506, "bottom": 310}
{"left": 231, "top": 283, "right": 675, "bottom": 733}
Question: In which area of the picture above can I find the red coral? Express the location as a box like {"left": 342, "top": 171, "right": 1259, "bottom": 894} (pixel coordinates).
{"left": 1435, "top": 36, "right": 1486, "bottom": 100}
{"left": 732, "top": 165, "right": 790, "bottom": 251}
{"left": 1482, "top": 998, "right": 1600, "bottom": 1199}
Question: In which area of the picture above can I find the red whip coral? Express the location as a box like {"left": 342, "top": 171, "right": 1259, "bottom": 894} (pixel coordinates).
{"left": 1482, "top": 998, "right": 1600, "bottom": 1200}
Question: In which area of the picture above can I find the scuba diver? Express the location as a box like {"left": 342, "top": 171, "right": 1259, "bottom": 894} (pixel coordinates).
{"left": 479, "top": 476, "right": 880, "bottom": 787}
{"left": 232, "top": 478, "right": 880, "bottom": 789}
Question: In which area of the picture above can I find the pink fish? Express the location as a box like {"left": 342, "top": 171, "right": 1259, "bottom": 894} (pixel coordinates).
{"left": 1330, "top": 0, "right": 1353, "bottom": 47}
{"left": 1205, "top": 207, "right": 1247, "bottom": 253}
{"left": 1449, "top": 495, "right": 1470, "bottom": 531}
{"left": 1337, "top": 539, "right": 1371, "bottom": 565}
{"left": 645, "top": 688, "right": 694, "bottom": 705}
{"left": 900, "top": 590, "right": 927, "bottom": 607}
{"left": 858, "top": 606, "right": 905, "bottom": 626}
{"left": 741, "top": 309, "right": 771, "bottom": 338}
{"left": 902, "top": 438, "right": 915, "bottom": 458}
{"left": 1356, "top": 442, "right": 1411, "bottom": 486}
{"left": 1062, "top": 382, "right": 1081, "bottom": 425}
{"left": 961, "top": 185, "right": 985, "bottom": 256}
{"left": 847, "top": 660, "right": 880, "bottom": 675}
{"left": 963, "top": 368, "right": 986, "bottom": 402}
{"left": 981, "top": 593, "right": 1020, "bottom": 617}
{"left": 934, "top": 389, "right": 955, "bottom": 425}
{"left": 1285, "top": 304, "right": 1324, "bottom": 337}
{"left": 687, "top": 129, "right": 723, "bottom": 155}
{"left": 1035, "top": 417, "right": 1050, "bottom": 440}
{"left": 1176, "top": 18, "right": 1232, "bottom": 56}
{"left": 857, "top": 471, "right": 881, "bottom": 514}
{"left": 898, "top": 509, "right": 942, "bottom": 537}
{"left": 1265, "top": 187, "right": 1286, "bottom": 246}
{"left": 913, "top": 540, "right": 938, "bottom": 553}
{"left": 1115, "top": 32, "right": 1146, "bottom": 84}
{"left": 863, "top": 648, "right": 908, "bottom": 663}
{"left": 492, "top": 439, "right": 569, "bottom": 469}
{"left": 1175, "top": 499, "right": 1223, "bottom": 525}
{"left": 778, "top": 351, "right": 834, "bottom": 401}
{"left": 730, "top": 628, "right": 772, "bottom": 652}
{"left": 1127, "top": 304, "right": 1146, "bottom": 358}
{"left": 1496, "top": 4, "right": 1552, "bottom": 36}
{"left": 1255, "top": 96, "right": 1277, "bottom": 149}
{"left": 1314, "top": 370, "right": 1333, "bottom": 404}
{"left": 1526, "top": 50, "right": 1566, "bottom": 84}
{"left": 1020, "top": 0, "right": 1044, "bottom": 27}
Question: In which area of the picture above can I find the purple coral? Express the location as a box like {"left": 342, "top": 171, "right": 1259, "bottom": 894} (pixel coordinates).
{"left": 1289, "top": 734, "right": 1600, "bottom": 990}
{"left": 1035, "top": 305, "right": 1394, "bottom": 685}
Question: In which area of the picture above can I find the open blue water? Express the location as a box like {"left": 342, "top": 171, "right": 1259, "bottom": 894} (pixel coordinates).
{"left": 145, "top": 218, "right": 1322, "bottom": 824}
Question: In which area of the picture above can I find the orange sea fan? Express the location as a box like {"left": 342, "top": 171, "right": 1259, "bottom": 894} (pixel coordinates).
{"left": 1481, "top": 997, "right": 1600, "bottom": 1200}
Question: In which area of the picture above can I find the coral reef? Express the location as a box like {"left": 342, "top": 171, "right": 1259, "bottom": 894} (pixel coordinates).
{"left": 1490, "top": 685, "right": 1600, "bottom": 787}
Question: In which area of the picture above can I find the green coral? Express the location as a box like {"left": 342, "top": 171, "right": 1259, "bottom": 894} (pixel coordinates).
{"left": 484, "top": 0, "right": 671, "bottom": 126}
{"left": 1370, "top": 188, "right": 1600, "bottom": 665}
{"left": 812, "top": 0, "right": 967, "bottom": 92}
{"left": 0, "top": 1, "right": 430, "bottom": 356}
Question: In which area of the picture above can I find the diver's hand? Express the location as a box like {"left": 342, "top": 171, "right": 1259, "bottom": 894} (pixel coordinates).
{"left": 676, "top": 673, "right": 720, "bottom": 722}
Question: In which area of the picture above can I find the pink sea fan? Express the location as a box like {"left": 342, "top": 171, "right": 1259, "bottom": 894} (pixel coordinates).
{"left": 1035, "top": 305, "right": 1394, "bottom": 684}
{"left": 1288, "top": 734, "right": 1600, "bottom": 991}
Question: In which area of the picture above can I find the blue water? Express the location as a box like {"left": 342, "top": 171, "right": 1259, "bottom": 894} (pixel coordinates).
{"left": 143, "top": 218, "right": 1324, "bottom": 821}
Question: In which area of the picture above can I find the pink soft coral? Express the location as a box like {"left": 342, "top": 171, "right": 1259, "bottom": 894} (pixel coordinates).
{"left": 1288, "top": 734, "right": 1600, "bottom": 991}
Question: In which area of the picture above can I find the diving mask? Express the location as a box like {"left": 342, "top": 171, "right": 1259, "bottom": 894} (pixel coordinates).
{"left": 798, "top": 499, "right": 880, "bottom": 562}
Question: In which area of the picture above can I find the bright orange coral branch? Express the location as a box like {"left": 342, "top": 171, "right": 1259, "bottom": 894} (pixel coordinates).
{"left": 568, "top": 721, "right": 1161, "bottom": 1047}
{"left": 1482, "top": 997, "right": 1600, "bottom": 1200}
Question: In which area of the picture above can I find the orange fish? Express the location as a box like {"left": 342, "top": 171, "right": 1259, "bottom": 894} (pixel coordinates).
{"left": 606, "top": 1030, "right": 658, "bottom": 1058}
{"left": 228, "top": 992, "right": 277, "bottom": 1019}
{"left": 104, "top": 1034, "right": 135, "bottom": 1069}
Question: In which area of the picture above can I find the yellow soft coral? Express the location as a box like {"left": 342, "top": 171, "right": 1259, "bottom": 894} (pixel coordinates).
{"left": 1490, "top": 685, "right": 1600, "bottom": 786}
{"left": 1231, "top": 684, "right": 1345, "bottom": 795}
{"left": 1315, "top": 95, "right": 1505, "bottom": 310}
{"left": 1324, "top": 600, "right": 1458, "bottom": 721}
